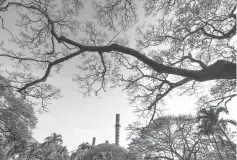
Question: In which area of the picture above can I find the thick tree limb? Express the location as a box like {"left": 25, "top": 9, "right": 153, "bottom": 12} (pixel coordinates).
{"left": 3, "top": 2, "right": 235, "bottom": 93}
{"left": 56, "top": 36, "right": 236, "bottom": 81}
{"left": 200, "top": 24, "right": 236, "bottom": 40}
{"left": 16, "top": 40, "right": 236, "bottom": 92}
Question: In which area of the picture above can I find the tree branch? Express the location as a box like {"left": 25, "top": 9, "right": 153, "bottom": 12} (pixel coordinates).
{"left": 53, "top": 34, "right": 236, "bottom": 81}
{"left": 200, "top": 24, "right": 236, "bottom": 40}
{"left": 0, "top": 54, "right": 50, "bottom": 63}
{"left": 16, "top": 39, "right": 236, "bottom": 92}
{"left": 17, "top": 50, "right": 84, "bottom": 92}
{"left": 4, "top": 2, "right": 236, "bottom": 94}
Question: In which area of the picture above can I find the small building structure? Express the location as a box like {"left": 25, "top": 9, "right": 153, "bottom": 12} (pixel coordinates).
{"left": 70, "top": 114, "right": 136, "bottom": 160}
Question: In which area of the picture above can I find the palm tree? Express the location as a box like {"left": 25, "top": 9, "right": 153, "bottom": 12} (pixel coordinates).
{"left": 40, "top": 133, "right": 63, "bottom": 160}
{"left": 197, "top": 106, "right": 236, "bottom": 154}
{"left": 42, "top": 133, "right": 63, "bottom": 147}
{"left": 79, "top": 142, "right": 91, "bottom": 150}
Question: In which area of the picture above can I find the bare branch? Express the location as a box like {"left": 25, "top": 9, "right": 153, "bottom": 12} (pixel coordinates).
{"left": 18, "top": 50, "right": 84, "bottom": 92}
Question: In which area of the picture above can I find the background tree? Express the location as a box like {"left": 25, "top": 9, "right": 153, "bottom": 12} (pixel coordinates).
{"left": 39, "top": 133, "right": 69, "bottom": 160}
{"left": 42, "top": 132, "right": 63, "bottom": 147}
{"left": 0, "top": 0, "right": 236, "bottom": 123}
{"left": 197, "top": 106, "right": 236, "bottom": 157}
{"left": 70, "top": 142, "right": 92, "bottom": 160}
{"left": 69, "top": 142, "right": 136, "bottom": 160}
{"left": 0, "top": 75, "right": 37, "bottom": 159}
{"left": 0, "top": 135, "right": 7, "bottom": 160}
{"left": 127, "top": 115, "right": 236, "bottom": 160}
{"left": 18, "top": 133, "right": 70, "bottom": 160}
{"left": 83, "top": 143, "right": 135, "bottom": 160}
{"left": 24, "top": 142, "right": 41, "bottom": 160}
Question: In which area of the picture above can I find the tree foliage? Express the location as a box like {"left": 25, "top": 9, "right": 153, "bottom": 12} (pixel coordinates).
{"left": 69, "top": 141, "right": 136, "bottom": 160}
{"left": 0, "top": 75, "right": 37, "bottom": 159}
{"left": 0, "top": 0, "right": 236, "bottom": 121}
{"left": 16, "top": 133, "right": 70, "bottom": 160}
{"left": 127, "top": 115, "right": 236, "bottom": 160}
{"left": 70, "top": 142, "right": 92, "bottom": 160}
{"left": 0, "top": 1, "right": 236, "bottom": 158}
{"left": 197, "top": 106, "right": 236, "bottom": 154}
{"left": 83, "top": 143, "right": 135, "bottom": 160}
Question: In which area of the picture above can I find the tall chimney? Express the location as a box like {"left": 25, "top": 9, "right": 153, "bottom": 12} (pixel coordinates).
{"left": 92, "top": 137, "right": 96, "bottom": 146}
{"left": 115, "top": 114, "right": 121, "bottom": 145}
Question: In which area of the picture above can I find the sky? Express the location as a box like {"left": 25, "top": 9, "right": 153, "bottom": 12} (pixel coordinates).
{"left": 0, "top": 0, "right": 236, "bottom": 153}
{"left": 31, "top": 59, "right": 214, "bottom": 152}
{"left": 32, "top": 67, "right": 236, "bottom": 151}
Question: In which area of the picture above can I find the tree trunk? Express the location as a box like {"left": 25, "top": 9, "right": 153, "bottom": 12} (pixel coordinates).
{"left": 211, "top": 134, "right": 224, "bottom": 160}
{"left": 218, "top": 124, "right": 236, "bottom": 154}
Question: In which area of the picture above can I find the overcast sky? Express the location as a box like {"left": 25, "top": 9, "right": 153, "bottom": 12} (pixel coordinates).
{"left": 32, "top": 68, "right": 236, "bottom": 151}
{"left": 0, "top": 0, "right": 236, "bottom": 153}
{"left": 31, "top": 59, "right": 208, "bottom": 151}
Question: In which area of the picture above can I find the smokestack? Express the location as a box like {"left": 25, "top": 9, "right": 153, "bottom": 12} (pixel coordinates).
{"left": 115, "top": 114, "right": 121, "bottom": 145}
{"left": 92, "top": 137, "right": 96, "bottom": 146}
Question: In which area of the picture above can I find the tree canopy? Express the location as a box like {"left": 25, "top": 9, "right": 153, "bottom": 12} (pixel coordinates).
{"left": 0, "top": 0, "right": 236, "bottom": 122}
{"left": 0, "top": 75, "right": 37, "bottom": 159}
{"left": 127, "top": 115, "right": 236, "bottom": 160}
{"left": 69, "top": 142, "right": 136, "bottom": 160}
{"left": 16, "top": 133, "right": 69, "bottom": 160}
